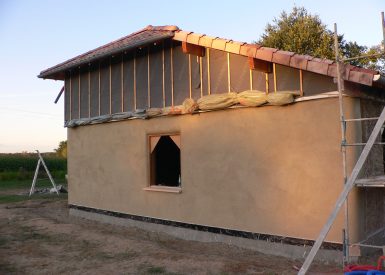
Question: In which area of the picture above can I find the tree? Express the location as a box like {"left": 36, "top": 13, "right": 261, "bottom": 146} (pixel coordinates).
{"left": 259, "top": 6, "right": 338, "bottom": 59}
{"left": 55, "top": 141, "right": 67, "bottom": 158}
{"left": 259, "top": 6, "right": 383, "bottom": 72}
{"left": 361, "top": 44, "right": 385, "bottom": 74}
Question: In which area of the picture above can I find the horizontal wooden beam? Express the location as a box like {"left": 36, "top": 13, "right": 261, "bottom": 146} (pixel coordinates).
{"left": 182, "top": 42, "right": 205, "bottom": 57}
{"left": 248, "top": 57, "right": 272, "bottom": 73}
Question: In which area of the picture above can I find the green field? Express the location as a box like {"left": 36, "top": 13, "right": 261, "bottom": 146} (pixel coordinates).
{"left": 0, "top": 153, "right": 67, "bottom": 181}
{"left": 0, "top": 153, "right": 67, "bottom": 203}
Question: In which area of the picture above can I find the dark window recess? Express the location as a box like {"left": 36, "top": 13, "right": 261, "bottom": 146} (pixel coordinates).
{"left": 150, "top": 135, "right": 181, "bottom": 187}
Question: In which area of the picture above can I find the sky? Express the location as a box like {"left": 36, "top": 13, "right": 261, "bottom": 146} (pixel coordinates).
{"left": 0, "top": 0, "right": 384, "bottom": 153}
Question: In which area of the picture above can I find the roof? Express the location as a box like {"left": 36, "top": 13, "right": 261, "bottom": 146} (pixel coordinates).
{"left": 38, "top": 25, "right": 178, "bottom": 80}
{"left": 39, "top": 25, "right": 382, "bottom": 88}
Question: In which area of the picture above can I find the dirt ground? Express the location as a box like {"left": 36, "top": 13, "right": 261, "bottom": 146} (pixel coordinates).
{"left": 0, "top": 191, "right": 342, "bottom": 274}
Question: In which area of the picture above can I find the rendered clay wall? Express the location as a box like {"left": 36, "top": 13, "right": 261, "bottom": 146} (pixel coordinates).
{"left": 67, "top": 97, "right": 363, "bottom": 243}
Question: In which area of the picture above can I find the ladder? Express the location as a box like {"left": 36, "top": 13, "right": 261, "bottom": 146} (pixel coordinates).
{"left": 298, "top": 13, "right": 385, "bottom": 275}
{"left": 29, "top": 150, "right": 59, "bottom": 196}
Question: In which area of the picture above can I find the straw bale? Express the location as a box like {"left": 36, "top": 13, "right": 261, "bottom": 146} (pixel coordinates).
{"left": 267, "top": 92, "right": 294, "bottom": 105}
{"left": 182, "top": 98, "right": 198, "bottom": 114}
{"left": 161, "top": 106, "right": 183, "bottom": 115}
{"left": 146, "top": 108, "right": 162, "bottom": 117}
{"left": 237, "top": 90, "right": 267, "bottom": 107}
{"left": 197, "top": 92, "right": 238, "bottom": 110}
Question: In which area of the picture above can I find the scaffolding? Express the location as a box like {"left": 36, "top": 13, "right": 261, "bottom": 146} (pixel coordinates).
{"left": 298, "top": 12, "right": 385, "bottom": 275}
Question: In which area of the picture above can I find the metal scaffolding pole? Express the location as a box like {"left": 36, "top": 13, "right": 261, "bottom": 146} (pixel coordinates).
{"left": 332, "top": 23, "right": 350, "bottom": 265}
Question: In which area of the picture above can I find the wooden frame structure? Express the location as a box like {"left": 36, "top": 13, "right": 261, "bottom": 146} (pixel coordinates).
{"left": 66, "top": 45, "right": 307, "bottom": 121}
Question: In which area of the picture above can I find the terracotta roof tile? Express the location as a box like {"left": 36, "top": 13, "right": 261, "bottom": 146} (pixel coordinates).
{"left": 225, "top": 41, "right": 244, "bottom": 54}
{"left": 255, "top": 47, "right": 277, "bottom": 62}
{"left": 327, "top": 63, "right": 338, "bottom": 78}
{"left": 239, "top": 44, "right": 259, "bottom": 57}
{"left": 272, "top": 50, "right": 294, "bottom": 66}
{"left": 211, "top": 38, "right": 229, "bottom": 51}
{"left": 289, "top": 54, "right": 309, "bottom": 70}
{"left": 302, "top": 55, "right": 314, "bottom": 61}
{"left": 173, "top": 30, "right": 191, "bottom": 42}
{"left": 199, "top": 35, "right": 216, "bottom": 48}
{"left": 350, "top": 66, "right": 378, "bottom": 74}
{"left": 186, "top": 33, "right": 204, "bottom": 45}
{"left": 307, "top": 59, "right": 329, "bottom": 75}
{"left": 322, "top": 59, "right": 334, "bottom": 65}
{"left": 349, "top": 70, "right": 373, "bottom": 86}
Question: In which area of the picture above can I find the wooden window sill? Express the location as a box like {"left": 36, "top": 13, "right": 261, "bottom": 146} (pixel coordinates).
{"left": 143, "top": 186, "right": 182, "bottom": 193}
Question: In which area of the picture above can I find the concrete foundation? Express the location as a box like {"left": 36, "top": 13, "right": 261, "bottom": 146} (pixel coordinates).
{"left": 70, "top": 207, "right": 342, "bottom": 264}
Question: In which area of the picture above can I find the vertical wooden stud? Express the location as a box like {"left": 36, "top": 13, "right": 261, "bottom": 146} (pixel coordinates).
{"left": 207, "top": 48, "right": 211, "bottom": 95}
{"left": 199, "top": 56, "right": 203, "bottom": 97}
{"left": 98, "top": 63, "right": 101, "bottom": 115}
{"left": 78, "top": 69, "right": 81, "bottom": 118}
{"left": 188, "top": 54, "right": 192, "bottom": 98}
{"left": 147, "top": 47, "right": 151, "bottom": 108}
{"left": 87, "top": 68, "right": 90, "bottom": 118}
{"left": 109, "top": 59, "right": 112, "bottom": 114}
{"left": 162, "top": 42, "right": 165, "bottom": 108}
{"left": 227, "top": 52, "right": 231, "bottom": 93}
{"left": 273, "top": 63, "right": 277, "bottom": 93}
{"left": 249, "top": 69, "right": 253, "bottom": 90}
{"left": 265, "top": 72, "right": 269, "bottom": 94}
{"left": 121, "top": 55, "right": 124, "bottom": 112}
{"left": 299, "top": 69, "right": 304, "bottom": 96}
{"left": 171, "top": 46, "right": 174, "bottom": 106}
{"left": 134, "top": 54, "right": 137, "bottom": 110}
{"left": 69, "top": 72, "right": 72, "bottom": 120}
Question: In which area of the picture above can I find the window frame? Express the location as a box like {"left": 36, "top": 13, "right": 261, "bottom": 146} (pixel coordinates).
{"left": 144, "top": 132, "right": 182, "bottom": 193}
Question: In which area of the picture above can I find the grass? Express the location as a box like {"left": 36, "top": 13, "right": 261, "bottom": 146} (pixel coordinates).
{"left": 0, "top": 177, "right": 67, "bottom": 204}
{"left": 0, "top": 178, "right": 66, "bottom": 190}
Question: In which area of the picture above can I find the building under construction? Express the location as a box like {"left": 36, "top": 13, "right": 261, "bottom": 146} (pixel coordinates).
{"left": 39, "top": 25, "right": 385, "bottom": 261}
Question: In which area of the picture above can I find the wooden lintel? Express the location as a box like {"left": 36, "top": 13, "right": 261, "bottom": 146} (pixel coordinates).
{"left": 248, "top": 57, "right": 272, "bottom": 73}
{"left": 182, "top": 42, "right": 205, "bottom": 57}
